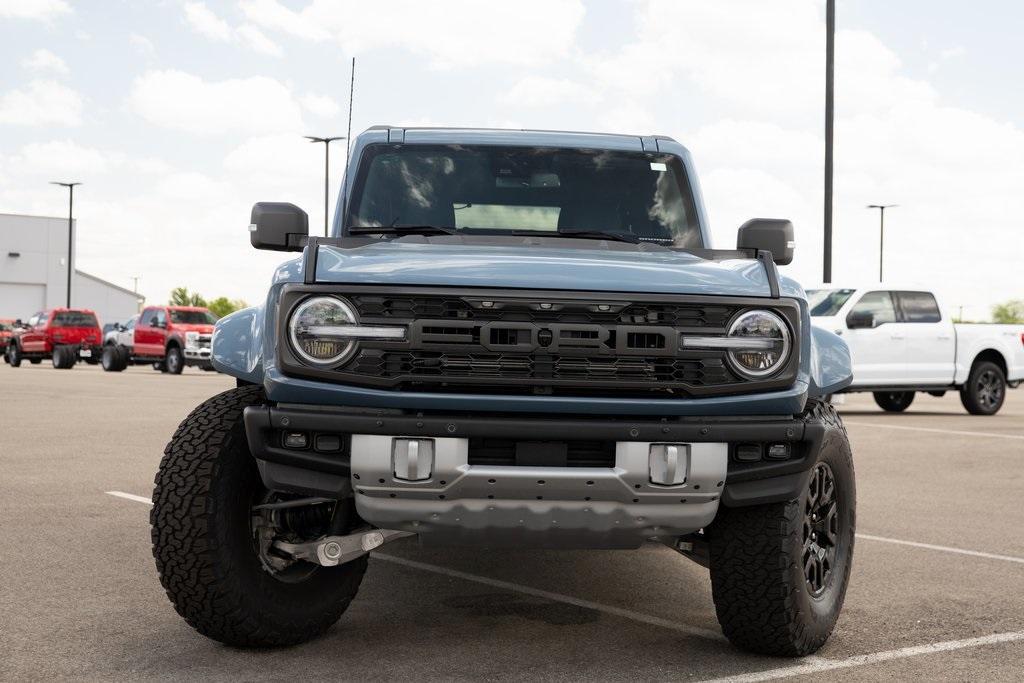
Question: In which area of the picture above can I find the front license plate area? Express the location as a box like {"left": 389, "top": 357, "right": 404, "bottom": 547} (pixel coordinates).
{"left": 515, "top": 441, "right": 568, "bottom": 467}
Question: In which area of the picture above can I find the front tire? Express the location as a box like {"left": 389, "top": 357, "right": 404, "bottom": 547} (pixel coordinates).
{"left": 7, "top": 344, "right": 21, "bottom": 367}
{"left": 165, "top": 346, "right": 184, "bottom": 375}
{"left": 151, "top": 386, "right": 367, "bottom": 647}
{"left": 707, "top": 399, "right": 855, "bottom": 656}
{"left": 960, "top": 361, "right": 1006, "bottom": 415}
{"left": 873, "top": 391, "right": 914, "bottom": 412}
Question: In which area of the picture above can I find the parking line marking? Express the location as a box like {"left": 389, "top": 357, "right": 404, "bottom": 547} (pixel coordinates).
{"left": 699, "top": 630, "right": 1024, "bottom": 682}
{"left": 101, "top": 492, "right": 723, "bottom": 641}
{"left": 106, "top": 490, "right": 154, "bottom": 505}
{"left": 374, "top": 553, "right": 725, "bottom": 641}
{"left": 855, "top": 533, "right": 1024, "bottom": 565}
{"left": 844, "top": 420, "right": 1024, "bottom": 442}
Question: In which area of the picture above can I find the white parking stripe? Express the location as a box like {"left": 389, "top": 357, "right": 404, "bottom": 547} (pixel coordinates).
{"left": 102, "top": 491, "right": 722, "bottom": 641}
{"left": 699, "top": 630, "right": 1024, "bottom": 682}
{"left": 374, "top": 553, "right": 725, "bottom": 641}
{"left": 855, "top": 533, "right": 1024, "bottom": 565}
{"left": 844, "top": 420, "right": 1024, "bottom": 442}
{"left": 105, "top": 490, "right": 154, "bottom": 505}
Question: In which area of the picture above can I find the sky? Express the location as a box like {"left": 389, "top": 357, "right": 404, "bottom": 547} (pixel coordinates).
{"left": 0, "top": 0, "right": 1021, "bottom": 319}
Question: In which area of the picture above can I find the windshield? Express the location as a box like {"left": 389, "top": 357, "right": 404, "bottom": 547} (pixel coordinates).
{"left": 53, "top": 311, "right": 98, "bottom": 328}
{"left": 347, "top": 144, "right": 703, "bottom": 247}
{"left": 807, "top": 289, "right": 856, "bottom": 316}
{"left": 170, "top": 309, "right": 217, "bottom": 325}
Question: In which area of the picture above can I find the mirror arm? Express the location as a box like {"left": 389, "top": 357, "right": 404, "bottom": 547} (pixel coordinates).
{"left": 755, "top": 250, "right": 781, "bottom": 299}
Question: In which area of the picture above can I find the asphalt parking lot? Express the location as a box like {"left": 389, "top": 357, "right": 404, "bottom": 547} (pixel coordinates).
{"left": 2, "top": 363, "right": 1023, "bottom": 681}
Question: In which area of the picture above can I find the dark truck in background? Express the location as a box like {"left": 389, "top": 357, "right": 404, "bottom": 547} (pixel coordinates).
{"left": 150, "top": 127, "right": 855, "bottom": 656}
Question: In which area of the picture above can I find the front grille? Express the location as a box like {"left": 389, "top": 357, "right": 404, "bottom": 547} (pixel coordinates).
{"left": 351, "top": 351, "right": 733, "bottom": 386}
{"left": 278, "top": 286, "right": 800, "bottom": 398}
{"left": 468, "top": 438, "right": 616, "bottom": 467}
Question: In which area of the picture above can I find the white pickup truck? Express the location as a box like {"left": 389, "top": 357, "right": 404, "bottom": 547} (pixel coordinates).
{"left": 807, "top": 284, "right": 1024, "bottom": 415}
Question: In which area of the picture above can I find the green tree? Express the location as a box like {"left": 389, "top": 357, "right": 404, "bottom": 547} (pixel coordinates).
{"left": 992, "top": 299, "right": 1024, "bottom": 324}
{"left": 207, "top": 297, "right": 249, "bottom": 319}
{"left": 169, "top": 287, "right": 207, "bottom": 307}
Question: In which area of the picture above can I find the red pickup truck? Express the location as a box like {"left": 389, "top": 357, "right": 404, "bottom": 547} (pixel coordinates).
{"left": 102, "top": 305, "right": 216, "bottom": 374}
{"left": 4, "top": 308, "right": 103, "bottom": 369}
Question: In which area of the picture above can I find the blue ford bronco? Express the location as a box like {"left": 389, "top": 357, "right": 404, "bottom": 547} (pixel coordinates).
{"left": 151, "top": 127, "right": 855, "bottom": 656}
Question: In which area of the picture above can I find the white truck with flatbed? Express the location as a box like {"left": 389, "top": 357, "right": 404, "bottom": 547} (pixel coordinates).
{"left": 807, "top": 284, "right": 1024, "bottom": 414}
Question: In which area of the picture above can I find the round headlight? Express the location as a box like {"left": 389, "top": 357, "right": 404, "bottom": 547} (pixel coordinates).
{"left": 727, "top": 310, "right": 791, "bottom": 378}
{"left": 288, "top": 296, "right": 359, "bottom": 366}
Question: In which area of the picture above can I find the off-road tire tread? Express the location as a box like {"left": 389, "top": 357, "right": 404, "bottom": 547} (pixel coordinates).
{"left": 150, "top": 385, "right": 367, "bottom": 647}
{"left": 707, "top": 398, "right": 855, "bottom": 656}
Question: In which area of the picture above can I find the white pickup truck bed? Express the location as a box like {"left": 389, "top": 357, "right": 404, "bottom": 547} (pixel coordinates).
{"left": 807, "top": 284, "right": 1024, "bottom": 414}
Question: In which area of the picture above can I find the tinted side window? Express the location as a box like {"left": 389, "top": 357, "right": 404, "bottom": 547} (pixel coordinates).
{"left": 849, "top": 291, "right": 896, "bottom": 326}
{"left": 155, "top": 309, "right": 167, "bottom": 326}
{"left": 897, "top": 291, "right": 941, "bottom": 323}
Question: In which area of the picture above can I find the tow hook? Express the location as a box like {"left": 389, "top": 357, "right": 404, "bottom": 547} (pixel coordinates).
{"left": 660, "top": 532, "right": 710, "bottom": 568}
{"left": 273, "top": 529, "right": 414, "bottom": 567}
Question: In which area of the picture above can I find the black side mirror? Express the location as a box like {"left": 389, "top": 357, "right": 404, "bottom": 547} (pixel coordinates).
{"left": 737, "top": 219, "right": 794, "bottom": 266}
{"left": 250, "top": 202, "right": 309, "bottom": 252}
{"left": 14, "top": 319, "right": 23, "bottom": 327}
{"left": 846, "top": 310, "right": 875, "bottom": 329}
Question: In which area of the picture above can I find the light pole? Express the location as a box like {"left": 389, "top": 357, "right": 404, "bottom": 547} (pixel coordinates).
{"left": 867, "top": 204, "right": 898, "bottom": 281}
{"left": 823, "top": 0, "right": 835, "bottom": 283}
{"left": 304, "top": 135, "right": 345, "bottom": 237}
{"left": 50, "top": 181, "right": 81, "bottom": 308}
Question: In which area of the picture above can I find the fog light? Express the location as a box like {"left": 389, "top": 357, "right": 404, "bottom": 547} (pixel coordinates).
{"left": 649, "top": 443, "right": 689, "bottom": 486}
{"left": 767, "top": 443, "right": 791, "bottom": 460}
{"left": 735, "top": 444, "right": 762, "bottom": 462}
{"left": 393, "top": 438, "right": 434, "bottom": 481}
{"left": 283, "top": 432, "right": 308, "bottom": 449}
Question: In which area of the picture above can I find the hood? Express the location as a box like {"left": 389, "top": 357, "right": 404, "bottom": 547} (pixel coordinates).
{"left": 314, "top": 239, "right": 801, "bottom": 299}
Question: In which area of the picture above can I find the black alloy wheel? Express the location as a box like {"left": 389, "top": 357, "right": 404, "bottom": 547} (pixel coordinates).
{"left": 803, "top": 463, "right": 839, "bottom": 596}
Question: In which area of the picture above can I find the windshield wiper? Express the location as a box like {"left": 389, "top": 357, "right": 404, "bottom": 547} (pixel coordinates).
{"left": 348, "top": 225, "right": 457, "bottom": 237}
{"left": 554, "top": 230, "right": 643, "bottom": 244}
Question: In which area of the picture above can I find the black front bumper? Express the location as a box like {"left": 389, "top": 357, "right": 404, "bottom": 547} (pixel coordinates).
{"left": 244, "top": 404, "right": 827, "bottom": 507}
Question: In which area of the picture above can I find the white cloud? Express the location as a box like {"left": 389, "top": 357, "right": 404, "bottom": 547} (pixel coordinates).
{"left": 499, "top": 77, "right": 600, "bottom": 108}
{"left": 236, "top": 24, "right": 283, "bottom": 57}
{"left": 0, "top": 80, "right": 82, "bottom": 126}
{"left": 127, "top": 70, "right": 303, "bottom": 135}
{"left": 300, "top": 93, "right": 341, "bottom": 118}
{"left": 239, "top": 0, "right": 329, "bottom": 41}
{"left": 10, "top": 139, "right": 169, "bottom": 176}
{"left": 241, "top": 0, "right": 585, "bottom": 68}
{"left": 183, "top": 2, "right": 283, "bottom": 56}
{"left": 0, "top": 0, "right": 70, "bottom": 20}
{"left": 22, "top": 49, "right": 69, "bottom": 75}
{"left": 129, "top": 33, "right": 155, "bottom": 55}
{"left": 183, "top": 1, "right": 233, "bottom": 42}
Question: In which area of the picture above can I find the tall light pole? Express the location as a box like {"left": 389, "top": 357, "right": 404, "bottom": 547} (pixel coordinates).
{"left": 304, "top": 135, "right": 345, "bottom": 237}
{"left": 50, "top": 181, "right": 81, "bottom": 308}
{"left": 822, "top": 0, "right": 835, "bottom": 283}
{"left": 867, "top": 204, "right": 898, "bottom": 281}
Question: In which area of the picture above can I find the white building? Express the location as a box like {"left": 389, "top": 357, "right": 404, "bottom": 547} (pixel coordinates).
{"left": 0, "top": 213, "right": 144, "bottom": 325}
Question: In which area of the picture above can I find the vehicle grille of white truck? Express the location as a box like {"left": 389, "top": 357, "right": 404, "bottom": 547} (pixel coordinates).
{"left": 277, "top": 285, "right": 801, "bottom": 397}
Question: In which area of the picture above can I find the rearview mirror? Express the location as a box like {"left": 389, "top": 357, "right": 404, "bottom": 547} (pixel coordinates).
{"left": 250, "top": 202, "right": 309, "bottom": 252}
{"left": 846, "top": 310, "right": 875, "bottom": 329}
{"left": 737, "top": 219, "right": 794, "bottom": 266}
